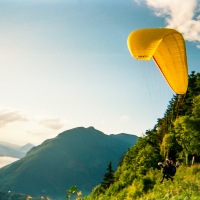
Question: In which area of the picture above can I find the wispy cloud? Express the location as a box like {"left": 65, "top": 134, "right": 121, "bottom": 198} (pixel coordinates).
{"left": 0, "top": 108, "right": 28, "bottom": 127}
{"left": 135, "top": 0, "right": 200, "bottom": 47}
{"left": 38, "top": 117, "right": 65, "bottom": 130}
{"left": 119, "top": 115, "right": 130, "bottom": 122}
{"left": 0, "top": 107, "right": 66, "bottom": 130}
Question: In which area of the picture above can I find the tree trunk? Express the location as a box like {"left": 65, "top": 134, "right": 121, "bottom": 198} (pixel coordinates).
{"left": 192, "top": 156, "right": 195, "bottom": 165}
{"left": 185, "top": 152, "right": 188, "bottom": 165}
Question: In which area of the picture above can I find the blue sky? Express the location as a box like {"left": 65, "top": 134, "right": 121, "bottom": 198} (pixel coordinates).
{"left": 0, "top": 0, "right": 199, "bottom": 145}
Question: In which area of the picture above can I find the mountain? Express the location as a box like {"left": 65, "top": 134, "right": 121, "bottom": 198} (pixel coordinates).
{"left": 0, "top": 127, "right": 137, "bottom": 199}
{"left": 0, "top": 190, "right": 45, "bottom": 200}
{"left": 0, "top": 141, "right": 21, "bottom": 150}
{"left": 0, "top": 190, "right": 28, "bottom": 200}
{"left": 19, "top": 143, "right": 35, "bottom": 153}
{"left": 0, "top": 142, "right": 34, "bottom": 158}
{"left": 0, "top": 145, "right": 23, "bottom": 158}
{"left": 109, "top": 133, "right": 138, "bottom": 146}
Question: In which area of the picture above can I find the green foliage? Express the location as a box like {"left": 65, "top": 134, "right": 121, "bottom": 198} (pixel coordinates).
{"left": 65, "top": 186, "right": 82, "bottom": 200}
{"left": 65, "top": 186, "right": 77, "bottom": 199}
{"left": 142, "top": 177, "right": 156, "bottom": 193}
{"left": 181, "top": 71, "right": 200, "bottom": 116}
{"left": 140, "top": 164, "right": 200, "bottom": 200}
{"left": 101, "top": 162, "right": 115, "bottom": 189}
{"left": 174, "top": 94, "right": 200, "bottom": 160}
{"left": 160, "top": 132, "right": 177, "bottom": 158}
{"left": 85, "top": 164, "right": 200, "bottom": 200}
{"left": 90, "top": 185, "right": 105, "bottom": 198}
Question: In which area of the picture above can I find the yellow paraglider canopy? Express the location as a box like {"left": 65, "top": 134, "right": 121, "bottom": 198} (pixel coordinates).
{"left": 127, "top": 28, "right": 188, "bottom": 94}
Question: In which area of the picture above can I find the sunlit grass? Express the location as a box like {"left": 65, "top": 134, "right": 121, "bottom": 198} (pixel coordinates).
{"left": 135, "top": 164, "right": 200, "bottom": 200}
{"left": 84, "top": 164, "right": 200, "bottom": 200}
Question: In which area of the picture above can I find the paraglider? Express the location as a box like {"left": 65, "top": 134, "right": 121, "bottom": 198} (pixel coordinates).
{"left": 127, "top": 28, "right": 188, "bottom": 94}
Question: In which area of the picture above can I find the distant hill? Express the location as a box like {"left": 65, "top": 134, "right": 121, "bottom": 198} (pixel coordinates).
{"left": 0, "top": 145, "right": 23, "bottom": 158}
{"left": 0, "top": 141, "right": 21, "bottom": 150}
{"left": 0, "top": 190, "right": 45, "bottom": 200}
{"left": 0, "top": 127, "right": 137, "bottom": 199}
{"left": 0, "top": 190, "right": 27, "bottom": 200}
{"left": 19, "top": 143, "right": 35, "bottom": 154}
{"left": 0, "top": 142, "right": 34, "bottom": 158}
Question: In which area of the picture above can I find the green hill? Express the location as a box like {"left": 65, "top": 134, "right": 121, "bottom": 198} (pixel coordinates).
{"left": 0, "top": 126, "right": 137, "bottom": 199}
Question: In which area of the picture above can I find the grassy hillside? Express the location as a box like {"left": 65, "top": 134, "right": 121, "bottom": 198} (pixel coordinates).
{"left": 84, "top": 164, "right": 200, "bottom": 200}
{"left": 136, "top": 164, "right": 200, "bottom": 200}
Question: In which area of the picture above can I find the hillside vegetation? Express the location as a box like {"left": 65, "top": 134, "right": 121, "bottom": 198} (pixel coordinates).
{"left": 84, "top": 164, "right": 200, "bottom": 200}
{"left": 84, "top": 71, "right": 200, "bottom": 200}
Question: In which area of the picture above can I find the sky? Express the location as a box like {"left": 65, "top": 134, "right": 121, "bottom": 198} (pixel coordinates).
{"left": 0, "top": 0, "right": 199, "bottom": 146}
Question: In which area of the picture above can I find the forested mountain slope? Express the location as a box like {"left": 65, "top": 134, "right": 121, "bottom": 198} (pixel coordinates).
{"left": 85, "top": 71, "right": 200, "bottom": 200}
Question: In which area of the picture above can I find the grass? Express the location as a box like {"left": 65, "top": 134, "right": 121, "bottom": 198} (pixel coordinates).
{"left": 135, "top": 164, "right": 200, "bottom": 200}
{"left": 84, "top": 164, "right": 200, "bottom": 200}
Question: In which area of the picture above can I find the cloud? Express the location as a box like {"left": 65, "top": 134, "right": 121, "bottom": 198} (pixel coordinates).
{"left": 0, "top": 108, "right": 28, "bottom": 127}
{"left": 0, "top": 156, "right": 19, "bottom": 168}
{"left": 135, "top": 0, "right": 200, "bottom": 47}
{"left": 39, "top": 117, "right": 65, "bottom": 130}
{"left": 119, "top": 115, "right": 130, "bottom": 122}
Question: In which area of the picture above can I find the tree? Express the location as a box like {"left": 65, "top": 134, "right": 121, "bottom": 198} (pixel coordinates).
{"left": 181, "top": 71, "right": 200, "bottom": 116}
{"left": 101, "top": 161, "right": 115, "bottom": 189}
{"left": 192, "top": 94, "right": 200, "bottom": 118}
{"left": 65, "top": 186, "right": 80, "bottom": 200}
{"left": 174, "top": 95, "right": 200, "bottom": 164}
{"left": 161, "top": 133, "right": 174, "bottom": 158}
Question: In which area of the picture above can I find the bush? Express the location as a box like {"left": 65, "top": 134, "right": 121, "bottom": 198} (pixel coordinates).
{"left": 191, "top": 165, "right": 200, "bottom": 175}
{"left": 142, "top": 177, "right": 156, "bottom": 193}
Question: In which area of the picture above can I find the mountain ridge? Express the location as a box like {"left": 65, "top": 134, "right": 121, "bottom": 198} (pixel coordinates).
{"left": 0, "top": 126, "right": 138, "bottom": 199}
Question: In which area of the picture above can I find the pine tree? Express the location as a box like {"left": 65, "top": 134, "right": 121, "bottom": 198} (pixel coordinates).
{"left": 101, "top": 161, "right": 115, "bottom": 189}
